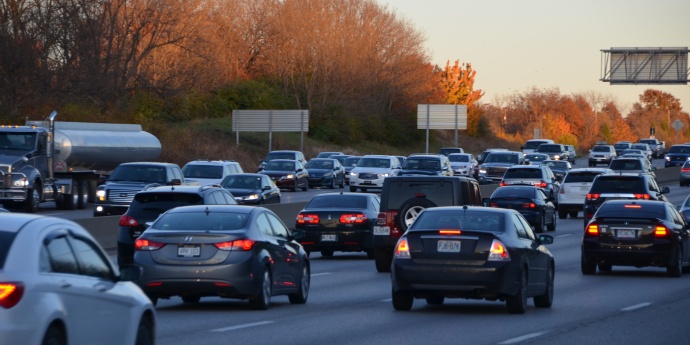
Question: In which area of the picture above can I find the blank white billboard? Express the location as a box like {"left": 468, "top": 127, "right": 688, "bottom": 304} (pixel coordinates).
{"left": 232, "top": 110, "right": 309, "bottom": 132}
{"left": 417, "top": 104, "right": 468, "bottom": 130}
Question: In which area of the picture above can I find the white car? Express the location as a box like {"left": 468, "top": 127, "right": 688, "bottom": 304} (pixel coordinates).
{"left": 182, "top": 159, "right": 244, "bottom": 186}
{"left": 0, "top": 214, "right": 156, "bottom": 345}
{"left": 349, "top": 155, "right": 401, "bottom": 192}
{"left": 448, "top": 153, "right": 478, "bottom": 177}
{"left": 557, "top": 167, "right": 613, "bottom": 219}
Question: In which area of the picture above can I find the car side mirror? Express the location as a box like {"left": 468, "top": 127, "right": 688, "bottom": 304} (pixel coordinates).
{"left": 538, "top": 234, "right": 554, "bottom": 245}
{"left": 661, "top": 186, "right": 670, "bottom": 194}
{"left": 263, "top": 185, "right": 271, "bottom": 190}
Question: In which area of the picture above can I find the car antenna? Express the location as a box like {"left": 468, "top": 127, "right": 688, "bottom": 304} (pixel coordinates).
{"left": 205, "top": 206, "right": 210, "bottom": 215}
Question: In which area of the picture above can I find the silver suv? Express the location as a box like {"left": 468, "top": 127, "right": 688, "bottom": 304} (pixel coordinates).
{"left": 588, "top": 145, "right": 616, "bottom": 166}
{"left": 182, "top": 160, "right": 244, "bottom": 186}
{"left": 499, "top": 165, "right": 561, "bottom": 204}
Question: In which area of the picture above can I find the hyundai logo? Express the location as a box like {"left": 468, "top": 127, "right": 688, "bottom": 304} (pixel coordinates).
{"left": 184, "top": 236, "right": 193, "bottom": 242}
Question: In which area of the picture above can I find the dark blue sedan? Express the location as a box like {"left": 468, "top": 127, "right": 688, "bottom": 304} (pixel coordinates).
{"left": 219, "top": 173, "right": 281, "bottom": 205}
{"left": 305, "top": 158, "right": 345, "bottom": 189}
{"left": 488, "top": 185, "right": 557, "bottom": 233}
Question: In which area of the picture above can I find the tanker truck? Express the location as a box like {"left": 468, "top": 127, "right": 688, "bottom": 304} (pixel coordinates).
{"left": 0, "top": 111, "right": 161, "bottom": 212}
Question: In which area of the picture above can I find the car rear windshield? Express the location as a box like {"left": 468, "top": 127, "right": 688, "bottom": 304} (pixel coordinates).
{"left": 668, "top": 146, "right": 690, "bottom": 154}
{"left": 503, "top": 168, "right": 541, "bottom": 179}
{"left": 182, "top": 165, "right": 223, "bottom": 179}
{"left": 0, "top": 231, "right": 17, "bottom": 269}
{"left": 614, "top": 143, "right": 630, "bottom": 149}
{"left": 130, "top": 192, "right": 204, "bottom": 218}
{"left": 410, "top": 209, "right": 504, "bottom": 232}
{"left": 595, "top": 203, "right": 665, "bottom": 219}
{"left": 536, "top": 144, "right": 561, "bottom": 153}
{"left": 491, "top": 187, "right": 535, "bottom": 199}
{"left": 609, "top": 160, "right": 642, "bottom": 170}
{"left": 306, "top": 195, "right": 367, "bottom": 209}
{"left": 153, "top": 212, "right": 248, "bottom": 231}
{"left": 591, "top": 177, "right": 645, "bottom": 193}
{"left": 404, "top": 158, "right": 440, "bottom": 170}
{"left": 631, "top": 144, "right": 648, "bottom": 150}
{"left": 384, "top": 181, "right": 454, "bottom": 209}
{"left": 563, "top": 171, "right": 603, "bottom": 183}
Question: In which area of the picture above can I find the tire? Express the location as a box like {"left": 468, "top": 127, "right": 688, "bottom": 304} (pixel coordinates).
{"left": 291, "top": 181, "right": 297, "bottom": 192}
{"left": 667, "top": 246, "right": 682, "bottom": 277}
{"left": 534, "top": 213, "right": 545, "bottom": 233}
{"left": 182, "top": 295, "right": 200, "bottom": 304}
{"left": 249, "top": 268, "right": 272, "bottom": 310}
{"left": 77, "top": 180, "right": 89, "bottom": 210}
{"left": 350, "top": 186, "right": 357, "bottom": 192}
{"left": 339, "top": 176, "right": 345, "bottom": 188}
{"left": 134, "top": 315, "right": 154, "bottom": 345}
{"left": 392, "top": 289, "right": 413, "bottom": 311}
{"left": 301, "top": 179, "right": 308, "bottom": 191}
{"left": 398, "top": 197, "right": 437, "bottom": 232}
{"left": 42, "top": 325, "right": 66, "bottom": 345}
{"left": 558, "top": 209, "right": 568, "bottom": 219}
{"left": 61, "top": 183, "right": 79, "bottom": 210}
{"left": 506, "top": 270, "right": 527, "bottom": 314}
{"left": 547, "top": 212, "right": 556, "bottom": 232}
{"left": 374, "top": 248, "right": 392, "bottom": 273}
{"left": 289, "top": 264, "right": 310, "bottom": 304}
{"left": 534, "top": 264, "right": 554, "bottom": 308}
{"left": 581, "top": 255, "right": 596, "bottom": 275}
{"left": 426, "top": 296, "right": 445, "bottom": 305}
{"left": 569, "top": 210, "right": 578, "bottom": 218}
{"left": 320, "top": 250, "right": 334, "bottom": 257}
{"left": 24, "top": 187, "right": 40, "bottom": 213}
{"left": 329, "top": 178, "right": 335, "bottom": 189}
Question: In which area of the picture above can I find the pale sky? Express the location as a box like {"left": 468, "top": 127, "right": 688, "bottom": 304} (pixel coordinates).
{"left": 377, "top": 0, "right": 690, "bottom": 114}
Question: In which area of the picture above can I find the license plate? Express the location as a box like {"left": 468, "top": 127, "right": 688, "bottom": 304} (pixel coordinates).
{"left": 363, "top": 180, "right": 373, "bottom": 184}
{"left": 580, "top": 186, "right": 589, "bottom": 191}
{"left": 437, "top": 240, "right": 461, "bottom": 253}
{"left": 616, "top": 229, "right": 636, "bottom": 238}
{"left": 178, "top": 245, "right": 200, "bottom": 257}
{"left": 373, "top": 226, "right": 390, "bottom": 235}
{"left": 321, "top": 234, "right": 336, "bottom": 242}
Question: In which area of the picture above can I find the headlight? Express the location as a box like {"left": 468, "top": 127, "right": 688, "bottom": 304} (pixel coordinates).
{"left": 246, "top": 194, "right": 259, "bottom": 200}
{"left": 13, "top": 178, "right": 28, "bottom": 187}
{"left": 666, "top": 156, "right": 670, "bottom": 161}
{"left": 380, "top": 173, "right": 389, "bottom": 177}
{"left": 554, "top": 155, "right": 560, "bottom": 159}
{"left": 283, "top": 174, "right": 294, "bottom": 180}
{"left": 324, "top": 172, "right": 332, "bottom": 177}
{"left": 96, "top": 190, "right": 106, "bottom": 198}
{"left": 479, "top": 169, "right": 487, "bottom": 174}
{"left": 350, "top": 172, "right": 357, "bottom": 176}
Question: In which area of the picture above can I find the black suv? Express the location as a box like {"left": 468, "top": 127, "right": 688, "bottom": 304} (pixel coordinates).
{"left": 583, "top": 174, "right": 670, "bottom": 226}
{"left": 535, "top": 143, "right": 570, "bottom": 161}
{"left": 373, "top": 176, "right": 482, "bottom": 272}
{"left": 116, "top": 185, "right": 237, "bottom": 266}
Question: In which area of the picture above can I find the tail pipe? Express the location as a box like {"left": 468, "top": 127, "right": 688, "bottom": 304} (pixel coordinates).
{"left": 47, "top": 111, "right": 57, "bottom": 180}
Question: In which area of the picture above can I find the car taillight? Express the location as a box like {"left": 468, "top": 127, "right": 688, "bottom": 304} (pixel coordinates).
{"left": 394, "top": 238, "right": 410, "bottom": 258}
{"left": 377, "top": 211, "right": 401, "bottom": 236}
{"left": 522, "top": 202, "right": 536, "bottom": 209}
{"left": 215, "top": 239, "right": 255, "bottom": 251}
{"left": 296, "top": 214, "right": 320, "bottom": 224}
{"left": 134, "top": 239, "right": 165, "bottom": 251}
{"left": 439, "top": 230, "right": 461, "bottom": 235}
{"left": 586, "top": 193, "right": 601, "bottom": 200}
{"left": 0, "top": 282, "right": 24, "bottom": 309}
{"left": 634, "top": 194, "right": 651, "bottom": 200}
{"left": 489, "top": 202, "right": 498, "bottom": 207}
{"left": 118, "top": 214, "right": 138, "bottom": 227}
{"left": 340, "top": 214, "right": 367, "bottom": 224}
{"left": 654, "top": 226, "right": 668, "bottom": 237}
{"left": 586, "top": 223, "right": 599, "bottom": 236}
{"left": 500, "top": 181, "right": 506, "bottom": 187}
{"left": 682, "top": 167, "right": 690, "bottom": 173}
{"left": 488, "top": 240, "right": 510, "bottom": 261}
{"left": 537, "top": 181, "right": 547, "bottom": 188}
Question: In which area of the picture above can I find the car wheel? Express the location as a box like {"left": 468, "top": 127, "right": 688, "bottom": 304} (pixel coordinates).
{"left": 374, "top": 248, "right": 392, "bottom": 273}
{"left": 547, "top": 212, "right": 556, "bottom": 231}
{"left": 320, "top": 250, "right": 334, "bottom": 257}
{"left": 182, "top": 295, "right": 200, "bottom": 304}
{"left": 506, "top": 270, "right": 527, "bottom": 314}
{"left": 302, "top": 180, "right": 308, "bottom": 191}
{"left": 667, "top": 246, "right": 683, "bottom": 277}
{"left": 426, "top": 296, "right": 445, "bottom": 305}
{"left": 534, "top": 264, "right": 554, "bottom": 308}
{"left": 350, "top": 186, "right": 357, "bottom": 192}
{"left": 289, "top": 264, "right": 310, "bottom": 304}
{"left": 339, "top": 177, "right": 345, "bottom": 188}
{"left": 42, "top": 325, "right": 66, "bottom": 345}
{"left": 398, "top": 198, "right": 437, "bottom": 232}
{"left": 558, "top": 209, "right": 568, "bottom": 219}
{"left": 135, "top": 315, "right": 154, "bottom": 345}
{"left": 534, "top": 214, "right": 545, "bottom": 233}
{"left": 569, "top": 210, "right": 578, "bottom": 218}
{"left": 581, "top": 254, "right": 596, "bottom": 275}
{"left": 392, "top": 289, "right": 413, "bottom": 311}
{"left": 291, "top": 181, "right": 298, "bottom": 192}
{"left": 249, "top": 268, "right": 272, "bottom": 310}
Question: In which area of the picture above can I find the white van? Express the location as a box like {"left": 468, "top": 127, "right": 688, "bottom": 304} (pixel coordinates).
{"left": 521, "top": 139, "right": 555, "bottom": 155}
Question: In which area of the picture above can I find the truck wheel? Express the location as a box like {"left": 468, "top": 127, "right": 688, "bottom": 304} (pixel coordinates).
{"left": 77, "top": 180, "right": 89, "bottom": 209}
{"left": 61, "top": 184, "right": 79, "bottom": 210}
{"left": 24, "top": 188, "right": 41, "bottom": 213}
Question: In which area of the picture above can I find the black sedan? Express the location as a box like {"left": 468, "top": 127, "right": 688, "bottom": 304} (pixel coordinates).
{"left": 219, "top": 173, "right": 281, "bottom": 205}
{"left": 582, "top": 200, "right": 690, "bottom": 277}
{"left": 258, "top": 159, "right": 309, "bottom": 192}
{"left": 391, "top": 206, "right": 555, "bottom": 314}
{"left": 488, "top": 185, "right": 557, "bottom": 233}
{"left": 133, "top": 205, "right": 310, "bottom": 309}
{"left": 294, "top": 192, "right": 380, "bottom": 258}
{"left": 304, "top": 158, "right": 346, "bottom": 189}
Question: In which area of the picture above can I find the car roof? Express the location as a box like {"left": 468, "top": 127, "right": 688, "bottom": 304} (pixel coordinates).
{"left": 164, "top": 204, "right": 257, "bottom": 214}
{"left": 119, "top": 162, "right": 178, "bottom": 167}
{"left": 139, "top": 185, "right": 224, "bottom": 194}
{"left": 184, "top": 160, "right": 239, "bottom": 166}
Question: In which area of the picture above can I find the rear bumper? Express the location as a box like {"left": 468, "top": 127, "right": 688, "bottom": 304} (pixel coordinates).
{"left": 582, "top": 240, "right": 675, "bottom": 267}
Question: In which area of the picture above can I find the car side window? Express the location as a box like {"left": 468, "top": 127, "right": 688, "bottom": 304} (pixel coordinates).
{"left": 44, "top": 235, "right": 80, "bottom": 274}
{"left": 517, "top": 214, "right": 537, "bottom": 241}
{"left": 648, "top": 178, "right": 659, "bottom": 193}
{"left": 69, "top": 236, "right": 114, "bottom": 280}
{"left": 256, "top": 213, "right": 275, "bottom": 237}
{"left": 266, "top": 213, "right": 289, "bottom": 238}
{"left": 512, "top": 214, "right": 528, "bottom": 239}
{"left": 669, "top": 206, "right": 685, "bottom": 226}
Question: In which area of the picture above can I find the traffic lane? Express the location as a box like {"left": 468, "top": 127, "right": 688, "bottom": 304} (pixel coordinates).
{"left": 150, "top": 216, "right": 690, "bottom": 345}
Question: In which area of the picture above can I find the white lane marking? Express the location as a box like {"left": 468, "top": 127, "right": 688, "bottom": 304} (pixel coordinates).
{"left": 556, "top": 234, "right": 572, "bottom": 238}
{"left": 621, "top": 302, "right": 651, "bottom": 311}
{"left": 498, "top": 331, "right": 550, "bottom": 344}
{"left": 381, "top": 298, "right": 392, "bottom": 302}
{"left": 311, "top": 272, "right": 332, "bottom": 277}
{"left": 210, "top": 321, "right": 274, "bottom": 333}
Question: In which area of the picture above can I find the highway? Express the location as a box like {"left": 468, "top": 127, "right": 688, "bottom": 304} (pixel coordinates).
{"left": 33, "top": 157, "right": 690, "bottom": 344}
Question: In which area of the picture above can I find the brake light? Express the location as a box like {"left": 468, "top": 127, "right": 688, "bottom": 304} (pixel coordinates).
{"left": 297, "top": 214, "right": 320, "bottom": 224}
{"left": 682, "top": 167, "right": 690, "bottom": 173}
{"left": 377, "top": 211, "right": 401, "bottom": 236}
{"left": 537, "top": 181, "right": 547, "bottom": 188}
{"left": 488, "top": 240, "right": 510, "bottom": 261}
{"left": 500, "top": 181, "right": 506, "bottom": 187}
{"left": 134, "top": 239, "right": 165, "bottom": 251}
{"left": 624, "top": 204, "right": 642, "bottom": 208}
{"left": 522, "top": 202, "right": 536, "bottom": 209}
{"left": 0, "top": 282, "right": 24, "bottom": 309}
{"left": 118, "top": 214, "right": 138, "bottom": 227}
{"left": 654, "top": 226, "right": 668, "bottom": 237}
{"left": 586, "top": 224, "right": 599, "bottom": 236}
{"left": 340, "top": 214, "right": 367, "bottom": 224}
{"left": 394, "top": 238, "right": 410, "bottom": 258}
{"left": 215, "top": 239, "right": 255, "bottom": 251}
{"left": 586, "top": 193, "right": 601, "bottom": 200}
{"left": 489, "top": 202, "right": 498, "bottom": 207}
{"left": 439, "top": 230, "right": 461, "bottom": 235}
{"left": 634, "top": 194, "right": 651, "bottom": 200}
